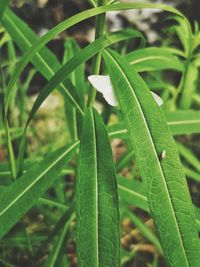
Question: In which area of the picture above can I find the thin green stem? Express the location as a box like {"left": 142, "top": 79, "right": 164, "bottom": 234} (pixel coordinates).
{"left": 0, "top": 64, "right": 17, "bottom": 181}
{"left": 172, "top": 55, "right": 192, "bottom": 108}
{"left": 5, "top": 120, "right": 17, "bottom": 180}
{"left": 87, "top": 0, "right": 107, "bottom": 107}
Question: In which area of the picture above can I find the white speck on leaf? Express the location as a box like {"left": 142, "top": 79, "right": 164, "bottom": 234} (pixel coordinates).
{"left": 160, "top": 150, "right": 166, "bottom": 160}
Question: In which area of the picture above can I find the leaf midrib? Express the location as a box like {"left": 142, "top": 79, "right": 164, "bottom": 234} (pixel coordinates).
{"left": 90, "top": 109, "right": 99, "bottom": 267}
{"left": 129, "top": 55, "right": 178, "bottom": 65}
{"left": 168, "top": 119, "right": 200, "bottom": 125}
{"left": 105, "top": 49, "right": 190, "bottom": 266}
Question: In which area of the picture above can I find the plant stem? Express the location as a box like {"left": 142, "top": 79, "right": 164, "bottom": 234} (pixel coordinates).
{"left": 87, "top": 0, "right": 107, "bottom": 107}
{"left": 0, "top": 64, "right": 17, "bottom": 180}
{"left": 5, "top": 120, "right": 17, "bottom": 180}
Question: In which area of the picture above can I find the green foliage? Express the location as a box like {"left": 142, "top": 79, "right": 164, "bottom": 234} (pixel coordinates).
{"left": 0, "top": 142, "right": 78, "bottom": 239}
{"left": 0, "top": 1, "right": 200, "bottom": 267}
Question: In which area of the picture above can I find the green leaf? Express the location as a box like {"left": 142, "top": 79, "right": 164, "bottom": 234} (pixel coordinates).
{"left": 117, "top": 175, "right": 149, "bottom": 212}
{"left": 118, "top": 176, "right": 200, "bottom": 230}
{"left": 183, "top": 167, "right": 200, "bottom": 183}
{"left": 3, "top": 2, "right": 182, "bottom": 110}
{"left": 0, "top": 141, "right": 79, "bottom": 239}
{"left": 63, "top": 38, "right": 85, "bottom": 108}
{"left": 165, "top": 110, "right": 200, "bottom": 135}
{"left": 108, "top": 110, "right": 200, "bottom": 138}
{"left": 0, "top": 0, "right": 10, "bottom": 20}
{"left": 125, "top": 47, "right": 183, "bottom": 72}
{"left": 177, "top": 143, "right": 200, "bottom": 173}
{"left": 170, "top": 15, "right": 193, "bottom": 56}
{"left": 103, "top": 48, "right": 200, "bottom": 267}
{"left": 115, "top": 150, "right": 134, "bottom": 173}
{"left": 87, "top": 0, "right": 97, "bottom": 7}
{"left": 63, "top": 38, "right": 85, "bottom": 142}
{"left": 76, "top": 107, "right": 120, "bottom": 267}
{"left": 179, "top": 62, "right": 198, "bottom": 109}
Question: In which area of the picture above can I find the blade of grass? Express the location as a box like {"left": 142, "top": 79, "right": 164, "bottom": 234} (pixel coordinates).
{"left": 87, "top": 0, "right": 107, "bottom": 106}
{"left": 63, "top": 39, "right": 84, "bottom": 142}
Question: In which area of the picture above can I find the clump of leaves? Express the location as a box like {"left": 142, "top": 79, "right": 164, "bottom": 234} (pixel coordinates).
{"left": 0, "top": 0, "right": 200, "bottom": 266}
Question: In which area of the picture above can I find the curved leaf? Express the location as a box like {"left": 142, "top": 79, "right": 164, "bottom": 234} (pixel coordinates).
{"left": 103, "top": 48, "right": 200, "bottom": 267}
{"left": 125, "top": 47, "right": 184, "bottom": 72}
{"left": 76, "top": 108, "right": 120, "bottom": 266}
{"left": 165, "top": 110, "right": 200, "bottom": 135}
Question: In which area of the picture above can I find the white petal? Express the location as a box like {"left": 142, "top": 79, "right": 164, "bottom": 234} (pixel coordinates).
{"left": 88, "top": 75, "right": 118, "bottom": 106}
{"left": 88, "top": 75, "right": 163, "bottom": 107}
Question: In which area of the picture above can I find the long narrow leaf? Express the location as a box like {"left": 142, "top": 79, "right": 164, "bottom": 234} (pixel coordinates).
{"left": 103, "top": 48, "right": 200, "bottom": 267}
{"left": 76, "top": 108, "right": 120, "bottom": 266}
{"left": 0, "top": 0, "right": 10, "bottom": 20}
{"left": 125, "top": 47, "right": 183, "bottom": 72}
{"left": 165, "top": 110, "right": 200, "bottom": 135}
